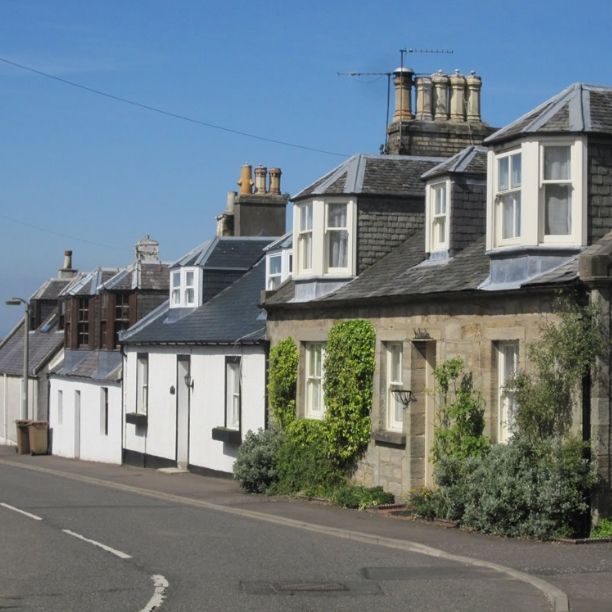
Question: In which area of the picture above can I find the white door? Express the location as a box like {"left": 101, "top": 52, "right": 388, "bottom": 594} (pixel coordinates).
{"left": 176, "top": 356, "right": 190, "bottom": 469}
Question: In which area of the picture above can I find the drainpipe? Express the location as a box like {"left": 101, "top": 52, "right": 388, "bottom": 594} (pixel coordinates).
{"left": 3, "top": 373, "right": 7, "bottom": 442}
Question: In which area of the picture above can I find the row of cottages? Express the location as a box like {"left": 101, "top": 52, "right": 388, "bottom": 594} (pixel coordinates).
{"left": 263, "top": 72, "right": 612, "bottom": 513}
{"left": 48, "top": 237, "right": 169, "bottom": 463}
{"left": 117, "top": 165, "right": 288, "bottom": 473}
{"left": 0, "top": 251, "right": 79, "bottom": 442}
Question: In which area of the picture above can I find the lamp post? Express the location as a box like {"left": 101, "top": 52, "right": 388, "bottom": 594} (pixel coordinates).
{"left": 6, "top": 298, "right": 29, "bottom": 420}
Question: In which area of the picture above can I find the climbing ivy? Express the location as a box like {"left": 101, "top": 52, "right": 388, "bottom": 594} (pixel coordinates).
{"left": 323, "top": 320, "right": 376, "bottom": 468}
{"left": 267, "top": 337, "right": 298, "bottom": 431}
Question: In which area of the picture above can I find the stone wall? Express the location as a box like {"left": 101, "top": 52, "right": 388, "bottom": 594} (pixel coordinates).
{"left": 266, "top": 291, "right": 570, "bottom": 497}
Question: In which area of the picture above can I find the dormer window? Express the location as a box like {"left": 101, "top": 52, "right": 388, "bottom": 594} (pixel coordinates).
{"left": 293, "top": 198, "right": 355, "bottom": 278}
{"left": 426, "top": 180, "right": 450, "bottom": 253}
{"left": 266, "top": 249, "right": 292, "bottom": 290}
{"left": 487, "top": 138, "right": 586, "bottom": 251}
{"left": 169, "top": 267, "right": 202, "bottom": 308}
{"left": 496, "top": 151, "right": 522, "bottom": 242}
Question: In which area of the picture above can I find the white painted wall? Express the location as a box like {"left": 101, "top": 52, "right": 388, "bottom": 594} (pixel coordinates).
{"left": 0, "top": 375, "right": 38, "bottom": 445}
{"left": 123, "top": 345, "right": 267, "bottom": 473}
{"left": 49, "top": 377, "right": 122, "bottom": 464}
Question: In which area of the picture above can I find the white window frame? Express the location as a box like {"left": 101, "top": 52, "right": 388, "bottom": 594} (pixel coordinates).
{"left": 136, "top": 353, "right": 149, "bottom": 415}
{"left": 325, "top": 201, "right": 351, "bottom": 273}
{"left": 296, "top": 202, "right": 313, "bottom": 273}
{"left": 426, "top": 180, "right": 450, "bottom": 253}
{"left": 497, "top": 341, "right": 519, "bottom": 444}
{"left": 293, "top": 198, "right": 356, "bottom": 279}
{"left": 225, "top": 357, "right": 241, "bottom": 431}
{"left": 384, "top": 342, "right": 404, "bottom": 432}
{"left": 304, "top": 342, "right": 325, "bottom": 419}
{"left": 169, "top": 267, "right": 202, "bottom": 308}
{"left": 265, "top": 249, "right": 292, "bottom": 290}
{"left": 494, "top": 150, "right": 522, "bottom": 245}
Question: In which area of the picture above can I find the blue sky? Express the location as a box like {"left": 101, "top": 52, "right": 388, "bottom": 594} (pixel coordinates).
{"left": 1, "top": 0, "right": 611, "bottom": 335}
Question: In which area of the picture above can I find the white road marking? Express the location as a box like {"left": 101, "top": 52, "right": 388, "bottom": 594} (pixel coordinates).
{"left": 62, "top": 529, "right": 131, "bottom": 559}
{"left": 139, "top": 574, "right": 169, "bottom": 612}
{"left": 0, "top": 502, "right": 42, "bottom": 521}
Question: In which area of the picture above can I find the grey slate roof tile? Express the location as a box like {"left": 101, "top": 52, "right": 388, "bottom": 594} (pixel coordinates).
{"left": 122, "top": 258, "right": 267, "bottom": 345}
{"left": 421, "top": 146, "right": 487, "bottom": 180}
{"left": 51, "top": 349, "right": 122, "bottom": 382}
{"left": 293, "top": 154, "right": 446, "bottom": 200}
{"left": 172, "top": 237, "right": 274, "bottom": 270}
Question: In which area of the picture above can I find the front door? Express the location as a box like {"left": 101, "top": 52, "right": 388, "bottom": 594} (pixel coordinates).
{"left": 176, "top": 356, "right": 191, "bottom": 469}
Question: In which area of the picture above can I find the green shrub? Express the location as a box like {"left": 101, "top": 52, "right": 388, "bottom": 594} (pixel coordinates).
{"left": 268, "top": 337, "right": 299, "bottom": 431}
{"left": 323, "top": 320, "right": 376, "bottom": 468}
{"left": 507, "top": 296, "right": 603, "bottom": 442}
{"left": 592, "top": 517, "right": 612, "bottom": 539}
{"left": 408, "top": 486, "right": 448, "bottom": 520}
{"left": 274, "top": 419, "right": 343, "bottom": 496}
{"left": 328, "top": 485, "right": 394, "bottom": 510}
{"left": 443, "top": 435, "right": 597, "bottom": 539}
{"left": 233, "top": 429, "right": 285, "bottom": 493}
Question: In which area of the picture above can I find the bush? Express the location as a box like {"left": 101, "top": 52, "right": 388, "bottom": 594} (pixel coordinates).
{"left": 437, "top": 435, "right": 597, "bottom": 539}
{"left": 233, "top": 429, "right": 284, "bottom": 493}
{"left": 268, "top": 337, "right": 299, "bottom": 431}
{"left": 328, "top": 485, "right": 394, "bottom": 510}
{"left": 408, "top": 487, "right": 448, "bottom": 520}
{"left": 274, "top": 419, "right": 343, "bottom": 496}
{"left": 592, "top": 517, "right": 612, "bottom": 539}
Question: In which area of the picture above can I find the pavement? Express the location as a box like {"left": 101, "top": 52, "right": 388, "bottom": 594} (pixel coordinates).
{"left": 1, "top": 445, "right": 611, "bottom": 612}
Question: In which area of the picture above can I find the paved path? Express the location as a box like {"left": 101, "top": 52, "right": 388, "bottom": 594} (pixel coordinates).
{"left": 1, "top": 446, "right": 611, "bottom": 611}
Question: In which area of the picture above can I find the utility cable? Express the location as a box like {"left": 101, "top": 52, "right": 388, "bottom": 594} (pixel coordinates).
{"left": 0, "top": 56, "right": 349, "bottom": 158}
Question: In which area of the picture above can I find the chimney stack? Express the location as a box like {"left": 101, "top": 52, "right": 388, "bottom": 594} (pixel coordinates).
{"left": 58, "top": 250, "right": 77, "bottom": 279}
{"left": 449, "top": 70, "right": 466, "bottom": 121}
{"left": 393, "top": 67, "right": 414, "bottom": 121}
{"left": 63, "top": 250, "right": 72, "bottom": 270}
{"left": 254, "top": 165, "right": 267, "bottom": 194}
{"left": 135, "top": 235, "right": 160, "bottom": 263}
{"left": 237, "top": 163, "right": 253, "bottom": 195}
{"left": 268, "top": 168, "right": 282, "bottom": 194}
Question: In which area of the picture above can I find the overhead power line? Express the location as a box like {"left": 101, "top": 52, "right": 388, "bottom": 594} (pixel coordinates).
{"left": 0, "top": 55, "right": 349, "bottom": 158}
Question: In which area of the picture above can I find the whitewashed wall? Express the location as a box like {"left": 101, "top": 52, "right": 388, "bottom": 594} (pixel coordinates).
{"left": 123, "top": 345, "right": 267, "bottom": 473}
{"left": 49, "top": 377, "right": 122, "bottom": 464}
{"left": 0, "top": 375, "right": 38, "bottom": 445}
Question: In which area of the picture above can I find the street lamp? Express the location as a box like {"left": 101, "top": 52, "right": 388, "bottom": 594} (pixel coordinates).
{"left": 6, "top": 298, "right": 29, "bottom": 420}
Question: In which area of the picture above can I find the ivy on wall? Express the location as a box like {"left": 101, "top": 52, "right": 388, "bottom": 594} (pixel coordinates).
{"left": 267, "top": 336, "right": 298, "bottom": 431}
{"left": 323, "top": 320, "right": 376, "bottom": 468}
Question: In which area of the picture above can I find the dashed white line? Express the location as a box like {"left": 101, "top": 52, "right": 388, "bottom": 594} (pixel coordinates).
{"left": 140, "top": 574, "right": 169, "bottom": 612}
{"left": 62, "top": 529, "right": 131, "bottom": 559}
{"left": 0, "top": 502, "right": 42, "bottom": 521}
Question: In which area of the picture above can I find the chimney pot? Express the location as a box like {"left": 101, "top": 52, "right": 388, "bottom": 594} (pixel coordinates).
{"left": 466, "top": 73, "right": 482, "bottom": 122}
{"left": 415, "top": 77, "right": 433, "bottom": 121}
{"left": 254, "top": 165, "right": 267, "bottom": 194}
{"left": 268, "top": 168, "right": 282, "bottom": 194}
{"left": 63, "top": 250, "right": 73, "bottom": 270}
{"left": 226, "top": 190, "right": 236, "bottom": 213}
{"left": 237, "top": 164, "right": 253, "bottom": 195}
{"left": 431, "top": 71, "right": 450, "bottom": 121}
{"left": 392, "top": 67, "right": 414, "bottom": 122}
{"left": 135, "top": 236, "right": 160, "bottom": 263}
{"left": 449, "top": 72, "right": 466, "bottom": 121}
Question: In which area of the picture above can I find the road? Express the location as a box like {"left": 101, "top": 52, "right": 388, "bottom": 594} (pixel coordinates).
{"left": 0, "top": 460, "right": 552, "bottom": 612}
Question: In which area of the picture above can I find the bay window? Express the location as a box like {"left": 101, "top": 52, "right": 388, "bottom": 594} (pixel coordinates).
{"left": 305, "top": 343, "right": 325, "bottom": 419}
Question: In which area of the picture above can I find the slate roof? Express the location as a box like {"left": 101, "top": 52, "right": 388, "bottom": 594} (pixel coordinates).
{"left": 100, "top": 262, "right": 169, "bottom": 292}
{"left": 486, "top": 83, "right": 612, "bottom": 145}
{"left": 121, "top": 258, "right": 267, "bottom": 345}
{"left": 0, "top": 314, "right": 64, "bottom": 376}
{"left": 263, "top": 233, "right": 292, "bottom": 252}
{"left": 421, "top": 146, "right": 487, "bottom": 180}
{"left": 51, "top": 349, "right": 122, "bottom": 382}
{"left": 30, "top": 278, "right": 74, "bottom": 300}
{"left": 173, "top": 237, "right": 275, "bottom": 269}
{"left": 293, "top": 154, "right": 446, "bottom": 200}
{"left": 61, "top": 269, "right": 120, "bottom": 297}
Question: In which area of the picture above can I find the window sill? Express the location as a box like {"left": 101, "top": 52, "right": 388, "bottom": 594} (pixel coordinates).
{"left": 211, "top": 427, "right": 241, "bottom": 445}
{"left": 372, "top": 430, "right": 406, "bottom": 448}
{"left": 125, "top": 412, "right": 148, "bottom": 426}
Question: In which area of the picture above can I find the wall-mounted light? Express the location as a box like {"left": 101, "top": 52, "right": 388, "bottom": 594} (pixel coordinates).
{"left": 184, "top": 375, "right": 194, "bottom": 390}
{"left": 391, "top": 388, "right": 415, "bottom": 408}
